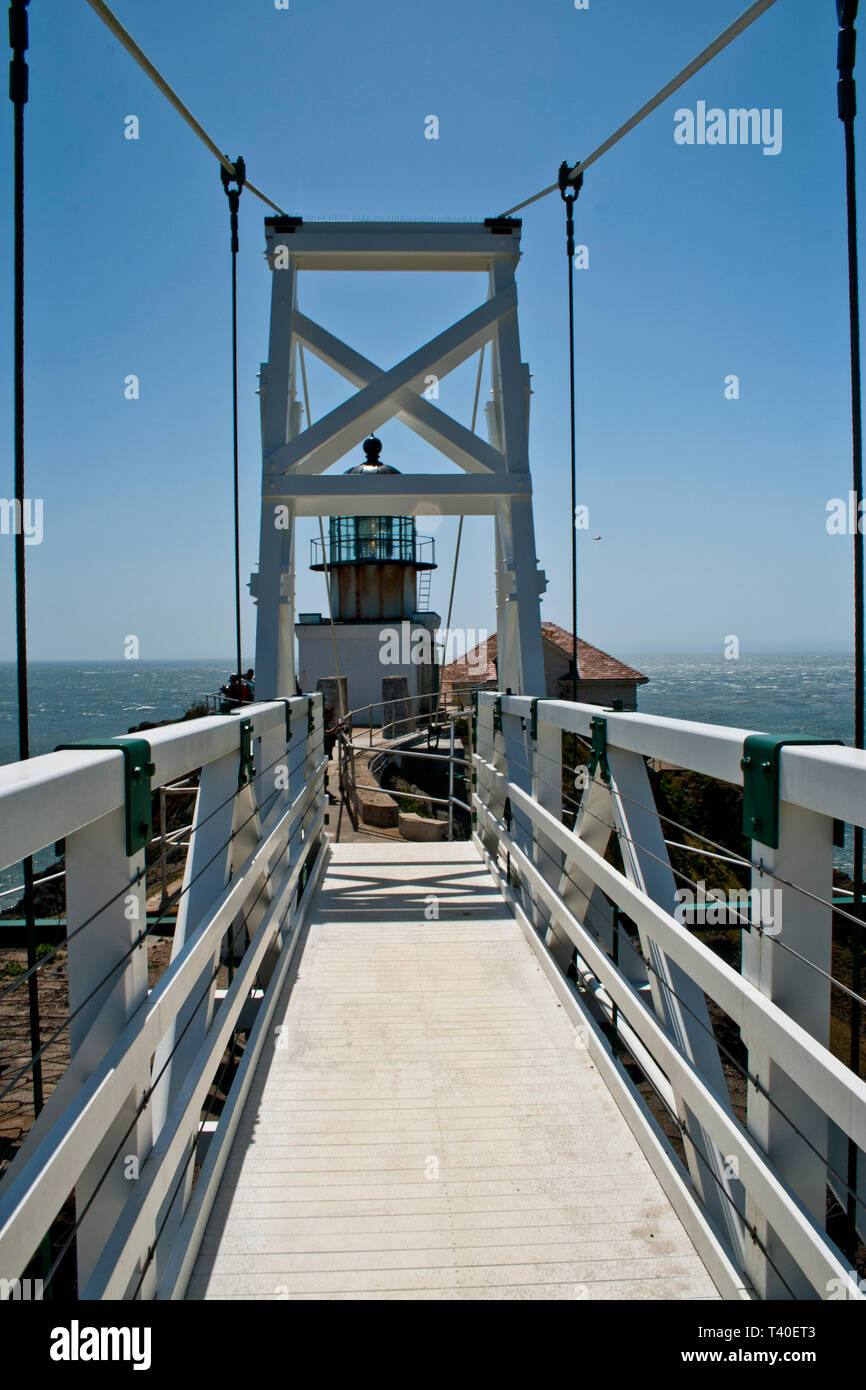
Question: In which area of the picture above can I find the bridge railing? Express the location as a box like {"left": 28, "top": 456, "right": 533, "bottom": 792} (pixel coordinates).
{"left": 473, "top": 692, "right": 866, "bottom": 1301}
{"left": 0, "top": 694, "right": 327, "bottom": 1299}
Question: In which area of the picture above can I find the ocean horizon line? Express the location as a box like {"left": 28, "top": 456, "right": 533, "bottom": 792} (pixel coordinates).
{"left": 0, "top": 649, "right": 857, "bottom": 666}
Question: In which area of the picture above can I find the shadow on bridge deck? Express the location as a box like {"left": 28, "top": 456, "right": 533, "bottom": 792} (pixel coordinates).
{"left": 187, "top": 842, "right": 720, "bottom": 1300}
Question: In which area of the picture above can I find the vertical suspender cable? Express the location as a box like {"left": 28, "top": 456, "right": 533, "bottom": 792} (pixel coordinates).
{"left": 437, "top": 343, "right": 486, "bottom": 714}
{"left": 9, "top": 0, "right": 43, "bottom": 1121}
{"left": 559, "top": 162, "right": 583, "bottom": 702}
{"left": 221, "top": 157, "right": 246, "bottom": 695}
{"left": 298, "top": 343, "right": 347, "bottom": 724}
{"left": 837, "top": 0, "right": 864, "bottom": 1265}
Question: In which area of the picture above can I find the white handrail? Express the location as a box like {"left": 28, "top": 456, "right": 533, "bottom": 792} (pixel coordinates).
{"left": 473, "top": 690, "right": 866, "bottom": 1299}
{"left": 483, "top": 693, "right": 866, "bottom": 831}
{"left": 0, "top": 699, "right": 310, "bottom": 874}
{"left": 0, "top": 695, "right": 326, "bottom": 1294}
{"left": 0, "top": 763, "right": 324, "bottom": 1278}
{"left": 476, "top": 797, "right": 860, "bottom": 1299}
{"left": 475, "top": 754, "right": 866, "bottom": 1153}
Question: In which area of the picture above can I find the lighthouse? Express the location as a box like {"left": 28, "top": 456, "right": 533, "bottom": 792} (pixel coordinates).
{"left": 296, "top": 437, "right": 440, "bottom": 720}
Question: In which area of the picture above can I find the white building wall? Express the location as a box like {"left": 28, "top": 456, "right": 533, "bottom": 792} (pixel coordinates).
{"left": 297, "top": 622, "right": 437, "bottom": 720}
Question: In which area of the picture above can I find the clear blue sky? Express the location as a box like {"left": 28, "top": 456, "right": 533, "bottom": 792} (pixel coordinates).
{"left": 0, "top": 0, "right": 861, "bottom": 662}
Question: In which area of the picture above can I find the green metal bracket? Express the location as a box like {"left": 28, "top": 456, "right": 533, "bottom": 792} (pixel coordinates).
{"left": 529, "top": 698, "right": 539, "bottom": 741}
{"left": 55, "top": 737, "right": 155, "bottom": 856}
{"left": 493, "top": 697, "right": 503, "bottom": 735}
{"left": 740, "top": 734, "right": 843, "bottom": 849}
{"left": 238, "top": 718, "right": 256, "bottom": 788}
{"left": 588, "top": 716, "right": 610, "bottom": 784}
{"left": 277, "top": 698, "right": 293, "bottom": 745}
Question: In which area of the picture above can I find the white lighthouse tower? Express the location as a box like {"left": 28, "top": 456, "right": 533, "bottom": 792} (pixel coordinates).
{"left": 296, "top": 435, "right": 440, "bottom": 714}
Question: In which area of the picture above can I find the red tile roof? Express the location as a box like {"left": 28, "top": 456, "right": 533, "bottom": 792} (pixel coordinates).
{"left": 441, "top": 623, "right": 648, "bottom": 690}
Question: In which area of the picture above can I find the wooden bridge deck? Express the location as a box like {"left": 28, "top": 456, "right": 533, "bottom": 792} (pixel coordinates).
{"left": 188, "top": 842, "right": 719, "bottom": 1300}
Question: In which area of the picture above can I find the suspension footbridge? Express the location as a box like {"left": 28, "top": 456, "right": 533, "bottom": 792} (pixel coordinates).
{"left": 2, "top": 0, "right": 865, "bottom": 1307}
{"left": 0, "top": 692, "right": 864, "bottom": 1300}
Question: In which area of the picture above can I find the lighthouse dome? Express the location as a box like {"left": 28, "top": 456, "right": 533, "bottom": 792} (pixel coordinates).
{"left": 343, "top": 436, "right": 401, "bottom": 475}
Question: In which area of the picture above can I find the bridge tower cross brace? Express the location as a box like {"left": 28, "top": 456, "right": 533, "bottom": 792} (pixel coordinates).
{"left": 251, "top": 218, "right": 548, "bottom": 700}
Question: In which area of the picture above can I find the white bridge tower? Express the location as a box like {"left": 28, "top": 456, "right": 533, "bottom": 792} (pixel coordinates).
{"left": 251, "top": 218, "right": 548, "bottom": 699}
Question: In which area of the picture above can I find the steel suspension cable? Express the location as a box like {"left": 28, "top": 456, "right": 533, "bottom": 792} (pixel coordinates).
{"left": 7, "top": 6, "right": 50, "bottom": 1287}
{"left": 221, "top": 158, "right": 246, "bottom": 700}
{"left": 501, "top": 0, "right": 781, "bottom": 217}
{"left": 559, "top": 164, "right": 582, "bottom": 699}
{"left": 444, "top": 348, "right": 487, "bottom": 642}
{"left": 298, "top": 344, "right": 347, "bottom": 724}
{"left": 435, "top": 344, "right": 487, "bottom": 724}
{"left": 83, "top": 0, "right": 287, "bottom": 215}
{"left": 9, "top": 0, "right": 43, "bottom": 1122}
{"left": 836, "top": 0, "right": 864, "bottom": 1266}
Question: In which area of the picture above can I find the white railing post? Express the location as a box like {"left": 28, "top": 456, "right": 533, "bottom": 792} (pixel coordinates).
{"left": 299, "top": 695, "right": 325, "bottom": 872}
{"left": 65, "top": 800, "right": 150, "bottom": 1295}
{"left": 532, "top": 703, "right": 569, "bottom": 962}
{"left": 146, "top": 743, "right": 243, "bottom": 1296}
{"left": 605, "top": 744, "right": 746, "bottom": 1269}
{"left": 475, "top": 695, "right": 500, "bottom": 859}
{"left": 148, "top": 700, "right": 304, "bottom": 1295}
{"left": 500, "top": 702, "right": 533, "bottom": 905}
{"left": 742, "top": 798, "right": 835, "bottom": 1299}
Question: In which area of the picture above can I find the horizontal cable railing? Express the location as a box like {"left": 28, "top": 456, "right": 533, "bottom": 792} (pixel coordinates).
{"left": 333, "top": 692, "right": 475, "bottom": 840}
{"left": 472, "top": 692, "right": 866, "bottom": 1301}
{"left": 0, "top": 695, "right": 328, "bottom": 1300}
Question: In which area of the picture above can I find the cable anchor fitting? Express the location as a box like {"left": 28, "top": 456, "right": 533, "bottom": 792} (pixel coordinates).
{"left": 8, "top": 0, "right": 30, "bottom": 107}
{"left": 558, "top": 160, "right": 583, "bottom": 258}
{"left": 837, "top": 1, "right": 859, "bottom": 123}
{"left": 220, "top": 154, "right": 246, "bottom": 252}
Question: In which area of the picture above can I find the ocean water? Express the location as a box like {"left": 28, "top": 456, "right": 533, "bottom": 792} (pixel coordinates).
{"left": 0, "top": 661, "right": 236, "bottom": 893}
{"left": 624, "top": 650, "right": 857, "bottom": 876}
{"left": 1, "top": 653, "right": 853, "bottom": 766}
{"left": 622, "top": 651, "right": 855, "bottom": 745}
{"left": 0, "top": 660, "right": 233, "bottom": 768}
{"left": 0, "top": 653, "right": 858, "bottom": 888}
